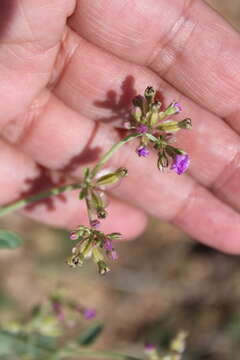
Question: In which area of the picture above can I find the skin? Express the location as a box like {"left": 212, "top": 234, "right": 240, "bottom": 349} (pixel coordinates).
{"left": 0, "top": 0, "right": 240, "bottom": 252}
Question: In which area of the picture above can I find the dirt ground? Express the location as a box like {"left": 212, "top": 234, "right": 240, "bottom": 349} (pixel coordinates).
{"left": 0, "top": 1, "right": 240, "bottom": 359}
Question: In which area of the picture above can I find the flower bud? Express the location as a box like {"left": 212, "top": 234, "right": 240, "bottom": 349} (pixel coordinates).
{"left": 70, "top": 232, "right": 78, "bottom": 240}
{"left": 136, "top": 124, "right": 148, "bottom": 134}
{"left": 107, "top": 232, "right": 122, "bottom": 240}
{"left": 149, "top": 101, "right": 161, "bottom": 126}
{"left": 132, "top": 95, "right": 144, "bottom": 108}
{"left": 95, "top": 168, "right": 128, "bottom": 186}
{"left": 97, "top": 260, "right": 110, "bottom": 275}
{"left": 144, "top": 86, "right": 156, "bottom": 104}
{"left": 97, "top": 208, "right": 107, "bottom": 219}
{"left": 67, "top": 254, "right": 84, "bottom": 268}
{"left": 90, "top": 191, "right": 107, "bottom": 218}
{"left": 157, "top": 151, "right": 169, "bottom": 171}
{"left": 170, "top": 331, "right": 187, "bottom": 354}
{"left": 90, "top": 219, "right": 101, "bottom": 228}
{"left": 144, "top": 344, "right": 159, "bottom": 360}
{"left": 137, "top": 146, "right": 150, "bottom": 157}
{"left": 165, "top": 101, "right": 182, "bottom": 116}
{"left": 131, "top": 106, "right": 142, "bottom": 122}
{"left": 178, "top": 118, "right": 192, "bottom": 129}
{"left": 157, "top": 120, "right": 180, "bottom": 132}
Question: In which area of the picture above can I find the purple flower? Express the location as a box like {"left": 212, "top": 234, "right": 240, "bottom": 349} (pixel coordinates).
{"left": 173, "top": 102, "right": 182, "bottom": 113}
{"left": 171, "top": 154, "right": 190, "bottom": 175}
{"left": 136, "top": 124, "right": 148, "bottom": 134}
{"left": 104, "top": 238, "right": 113, "bottom": 251}
{"left": 83, "top": 308, "right": 97, "bottom": 320}
{"left": 90, "top": 219, "right": 101, "bottom": 229}
{"left": 52, "top": 301, "right": 65, "bottom": 322}
{"left": 109, "top": 250, "right": 118, "bottom": 261}
{"left": 137, "top": 146, "right": 150, "bottom": 157}
{"left": 70, "top": 232, "right": 78, "bottom": 240}
{"left": 145, "top": 344, "right": 156, "bottom": 352}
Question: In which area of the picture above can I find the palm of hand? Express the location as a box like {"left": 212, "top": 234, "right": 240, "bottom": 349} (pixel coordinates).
{"left": 0, "top": 0, "right": 240, "bottom": 253}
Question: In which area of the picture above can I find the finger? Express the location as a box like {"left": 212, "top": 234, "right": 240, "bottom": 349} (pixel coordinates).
{"left": 0, "top": 138, "right": 147, "bottom": 238}
{"left": 0, "top": 0, "right": 75, "bottom": 126}
{"left": 5, "top": 92, "right": 240, "bottom": 253}
{"left": 52, "top": 32, "right": 240, "bottom": 213}
{"left": 22, "top": 191, "right": 148, "bottom": 239}
{"left": 70, "top": 0, "right": 240, "bottom": 131}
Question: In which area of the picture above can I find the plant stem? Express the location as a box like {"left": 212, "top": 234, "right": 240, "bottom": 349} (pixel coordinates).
{"left": 91, "top": 133, "right": 141, "bottom": 178}
{"left": 0, "top": 183, "right": 82, "bottom": 217}
{"left": 0, "top": 134, "right": 141, "bottom": 218}
{"left": 59, "top": 348, "right": 143, "bottom": 360}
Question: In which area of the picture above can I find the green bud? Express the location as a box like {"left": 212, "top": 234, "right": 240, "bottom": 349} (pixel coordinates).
{"left": 97, "top": 260, "right": 110, "bottom": 275}
{"left": 81, "top": 239, "right": 93, "bottom": 257}
{"left": 131, "top": 106, "right": 142, "bottom": 122}
{"left": 77, "top": 225, "right": 91, "bottom": 237}
{"left": 144, "top": 86, "right": 156, "bottom": 104}
{"left": 91, "top": 190, "right": 106, "bottom": 210}
{"left": 132, "top": 95, "right": 144, "bottom": 108}
{"left": 157, "top": 120, "right": 180, "bottom": 132}
{"left": 92, "top": 247, "right": 104, "bottom": 263}
{"left": 95, "top": 168, "right": 128, "bottom": 186}
{"left": 107, "top": 232, "right": 122, "bottom": 240}
{"left": 116, "top": 167, "right": 128, "bottom": 177}
{"left": 67, "top": 254, "right": 84, "bottom": 268}
{"left": 148, "top": 101, "right": 160, "bottom": 125}
{"left": 97, "top": 208, "right": 107, "bottom": 219}
{"left": 157, "top": 151, "right": 169, "bottom": 171}
{"left": 178, "top": 118, "right": 192, "bottom": 129}
{"left": 170, "top": 331, "right": 187, "bottom": 354}
{"left": 164, "top": 101, "right": 181, "bottom": 116}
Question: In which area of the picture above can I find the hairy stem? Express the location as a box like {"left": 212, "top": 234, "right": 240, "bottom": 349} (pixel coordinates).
{"left": 0, "top": 183, "right": 82, "bottom": 217}
{"left": 91, "top": 133, "right": 141, "bottom": 178}
{"left": 0, "top": 134, "right": 141, "bottom": 218}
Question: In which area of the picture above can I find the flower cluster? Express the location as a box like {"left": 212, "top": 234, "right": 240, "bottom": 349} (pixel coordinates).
{"left": 79, "top": 166, "right": 128, "bottom": 224}
{"left": 145, "top": 331, "right": 187, "bottom": 360}
{"left": 68, "top": 225, "right": 121, "bottom": 275}
{"left": 66, "top": 86, "right": 192, "bottom": 275}
{"left": 127, "top": 87, "right": 192, "bottom": 175}
{"left": 51, "top": 293, "right": 97, "bottom": 322}
{"left": 66, "top": 166, "right": 127, "bottom": 274}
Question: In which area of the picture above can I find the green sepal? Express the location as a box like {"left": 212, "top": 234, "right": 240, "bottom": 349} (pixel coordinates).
{"left": 0, "top": 230, "right": 23, "bottom": 249}
{"left": 76, "top": 323, "right": 104, "bottom": 346}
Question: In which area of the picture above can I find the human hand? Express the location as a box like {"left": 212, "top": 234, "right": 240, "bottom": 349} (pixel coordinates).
{"left": 0, "top": 0, "right": 240, "bottom": 253}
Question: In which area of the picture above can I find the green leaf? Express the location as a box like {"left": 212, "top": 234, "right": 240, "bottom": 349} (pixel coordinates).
{"left": 0, "top": 230, "right": 23, "bottom": 249}
{"left": 0, "top": 330, "right": 56, "bottom": 359}
{"left": 76, "top": 323, "right": 104, "bottom": 346}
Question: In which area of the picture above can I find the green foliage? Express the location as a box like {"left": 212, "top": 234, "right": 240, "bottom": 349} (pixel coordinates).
{"left": 0, "top": 330, "right": 55, "bottom": 359}
{"left": 76, "top": 322, "right": 104, "bottom": 346}
{"left": 0, "top": 230, "right": 23, "bottom": 249}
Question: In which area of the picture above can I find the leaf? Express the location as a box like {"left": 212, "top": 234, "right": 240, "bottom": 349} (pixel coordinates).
{"left": 76, "top": 323, "right": 104, "bottom": 346}
{"left": 0, "top": 230, "right": 23, "bottom": 249}
{"left": 0, "top": 330, "right": 56, "bottom": 359}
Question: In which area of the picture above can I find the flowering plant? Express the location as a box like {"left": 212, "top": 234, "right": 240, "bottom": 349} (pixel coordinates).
{"left": 0, "top": 87, "right": 191, "bottom": 275}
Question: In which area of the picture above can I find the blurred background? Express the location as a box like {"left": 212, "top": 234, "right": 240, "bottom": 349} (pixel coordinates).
{"left": 0, "top": 1, "right": 240, "bottom": 359}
